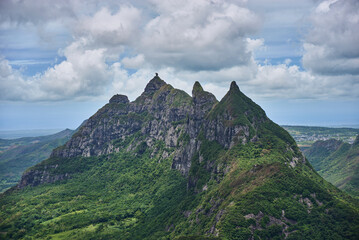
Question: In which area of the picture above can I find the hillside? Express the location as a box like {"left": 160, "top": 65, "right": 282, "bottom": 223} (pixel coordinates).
{"left": 304, "top": 136, "right": 359, "bottom": 198}
{"left": 0, "top": 129, "right": 74, "bottom": 192}
{"left": 0, "top": 75, "right": 358, "bottom": 240}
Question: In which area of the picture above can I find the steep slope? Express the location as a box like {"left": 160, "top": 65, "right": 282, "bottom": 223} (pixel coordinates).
{"left": 0, "top": 75, "right": 358, "bottom": 240}
{"left": 303, "top": 139, "right": 343, "bottom": 170}
{"left": 304, "top": 136, "right": 359, "bottom": 197}
{"left": 0, "top": 129, "right": 74, "bottom": 192}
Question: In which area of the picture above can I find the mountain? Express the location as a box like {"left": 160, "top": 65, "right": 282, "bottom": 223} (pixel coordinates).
{"left": 0, "top": 75, "right": 358, "bottom": 240}
{"left": 0, "top": 129, "right": 74, "bottom": 192}
{"left": 303, "top": 136, "right": 359, "bottom": 197}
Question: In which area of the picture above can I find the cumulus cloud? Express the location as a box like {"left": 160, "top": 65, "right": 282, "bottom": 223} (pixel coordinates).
{"left": 1, "top": 0, "right": 358, "bottom": 103}
{"left": 0, "top": 3, "right": 144, "bottom": 101}
{"left": 0, "top": 0, "right": 264, "bottom": 101}
{"left": 303, "top": 0, "right": 359, "bottom": 75}
{"left": 74, "top": 6, "right": 142, "bottom": 47}
{"left": 0, "top": 38, "right": 113, "bottom": 101}
{"left": 140, "top": 0, "right": 261, "bottom": 70}
{"left": 121, "top": 54, "right": 145, "bottom": 69}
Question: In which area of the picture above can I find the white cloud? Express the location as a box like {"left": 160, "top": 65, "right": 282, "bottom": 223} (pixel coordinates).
{"left": 0, "top": 58, "right": 35, "bottom": 101}
{"left": 140, "top": 0, "right": 261, "bottom": 70}
{"left": 315, "top": 0, "right": 339, "bottom": 13}
{"left": 246, "top": 38, "right": 264, "bottom": 53}
{"left": 1, "top": 0, "right": 358, "bottom": 104}
{"left": 0, "top": 39, "right": 112, "bottom": 101}
{"left": 303, "top": 0, "right": 359, "bottom": 75}
{"left": 74, "top": 6, "right": 142, "bottom": 47}
{"left": 121, "top": 54, "right": 145, "bottom": 69}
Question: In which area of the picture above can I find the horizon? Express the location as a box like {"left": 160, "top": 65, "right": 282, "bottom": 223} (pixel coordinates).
{"left": 1, "top": 0, "right": 358, "bottom": 130}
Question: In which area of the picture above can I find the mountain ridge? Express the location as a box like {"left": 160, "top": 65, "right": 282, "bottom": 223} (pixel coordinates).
{"left": 304, "top": 136, "right": 359, "bottom": 197}
{"left": 19, "top": 75, "right": 303, "bottom": 187}
{"left": 0, "top": 129, "right": 74, "bottom": 192}
{"left": 1, "top": 74, "right": 358, "bottom": 240}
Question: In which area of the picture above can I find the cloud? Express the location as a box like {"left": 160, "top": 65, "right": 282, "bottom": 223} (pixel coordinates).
{"left": 140, "top": 0, "right": 261, "bottom": 70}
{"left": 121, "top": 54, "right": 145, "bottom": 69}
{"left": 0, "top": 0, "right": 264, "bottom": 101}
{"left": 0, "top": 0, "right": 75, "bottom": 25}
{"left": 74, "top": 6, "right": 142, "bottom": 47}
{"left": 1, "top": 0, "right": 358, "bottom": 103}
{"left": 0, "top": 3, "right": 144, "bottom": 101}
{"left": 302, "top": 0, "right": 359, "bottom": 75}
{"left": 0, "top": 38, "right": 112, "bottom": 101}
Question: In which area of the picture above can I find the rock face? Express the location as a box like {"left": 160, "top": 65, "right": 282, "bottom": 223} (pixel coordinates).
{"left": 19, "top": 74, "right": 302, "bottom": 187}
{"left": 18, "top": 165, "right": 69, "bottom": 188}
{"left": 109, "top": 94, "right": 129, "bottom": 104}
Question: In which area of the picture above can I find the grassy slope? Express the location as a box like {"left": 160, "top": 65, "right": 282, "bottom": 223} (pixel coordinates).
{"left": 302, "top": 139, "right": 342, "bottom": 170}
{"left": 0, "top": 129, "right": 73, "bottom": 192}
{"left": 320, "top": 140, "right": 359, "bottom": 197}
{"left": 304, "top": 137, "right": 359, "bottom": 198}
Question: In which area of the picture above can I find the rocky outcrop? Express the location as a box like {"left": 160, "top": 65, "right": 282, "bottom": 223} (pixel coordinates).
{"left": 17, "top": 164, "right": 69, "bottom": 188}
{"left": 109, "top": 94, "right": 129, "bottom": 104}
{"left": 51, "top": 76, "right": 219, "bottom": 174}
{"left": 19, "top": 74, "right": 300, "bottom": 188}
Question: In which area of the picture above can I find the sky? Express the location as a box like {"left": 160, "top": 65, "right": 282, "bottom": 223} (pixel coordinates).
{"left": 0, "top": 0, "right": 358, "bottom": 131}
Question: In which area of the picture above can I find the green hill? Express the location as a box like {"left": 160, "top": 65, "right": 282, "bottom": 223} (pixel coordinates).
{"left": 0, "top": 129, "right": 74, "bottom": 192}
{"left": 0, "top": 75, "right": 358, "bottom": 240}
{"left": 304, "top": 136, "right": 359, "bottom": 198}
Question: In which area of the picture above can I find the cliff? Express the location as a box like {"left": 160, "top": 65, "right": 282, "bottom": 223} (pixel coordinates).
{"left": 20, "top": 75, "right": 303, "bottom": 187}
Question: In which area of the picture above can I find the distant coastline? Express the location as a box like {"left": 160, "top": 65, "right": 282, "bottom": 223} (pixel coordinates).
{"left": 0, "top": 129, "right": 63, "bottom": 139}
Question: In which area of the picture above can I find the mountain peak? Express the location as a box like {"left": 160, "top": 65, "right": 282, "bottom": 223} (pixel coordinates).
{"left": 109, "top": 94, "right": 129, "bottom": 104}
{"left": 229, "top": 81, "right": 240, "bottom": 92}
{"left": 192, "top": 81, "right": 217, "bottom": 105}
{"left": 208, "top": 80, "right": 268, "bottom": 128}
{"left": 144, "top": 73, "right": 166, "bottom": 93}
{"left": 192, "top": 81, "right": 204, "bottom": 95}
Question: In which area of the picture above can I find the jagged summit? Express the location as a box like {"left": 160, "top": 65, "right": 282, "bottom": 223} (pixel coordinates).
{"left": 210, "top": 80, "right": 267, "bottom": 122}
{"left": 144, "top": 73, "right": 166, "bottom": 93}
{"left": 192, "top": 81, "right": 204, "bottom": 95}
{"left": 109, "top": 94, "right": 129, "bottom": 104}
{"left": 192, "top": 81, "right": 217, "bottom": 106}
{"left": 229, "top": 80, "right": 240, "bottom": 92}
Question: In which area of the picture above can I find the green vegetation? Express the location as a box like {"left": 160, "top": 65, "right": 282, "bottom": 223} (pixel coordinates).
{"left": 209, "top": 82, "right": 266, "bottom": 126}
{"left": 0, "top": 129, "right": 73, "bottom": 192}
{"left": 1, "top": 81, "right": 359, "bottom": 239}
{"left": 1, "top": 126, "right": 358, "bottom": 239}
{"left": 304, "top": 136, "right": 359, "bottom": 198}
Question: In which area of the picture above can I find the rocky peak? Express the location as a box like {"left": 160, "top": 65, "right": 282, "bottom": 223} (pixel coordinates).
{"left": 229, "top": 81, "right": 240, "bottom": 92}
{"left": 109, "top": 94, "right": 129, "bottom": 104}
{"left": 22, "top": 76, "right": 301, "bottom": 187}
{"left": 192, "top": 81, "right": 204, "bottom": 95}
{"left": 217, "top": 80, "right": 267, "bottom": 120}
{"left": 144, "top": 73, "right": 166, "bottom": 93}
{"left": 192, "top": 81, "right": 217, "bottom": 106}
